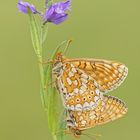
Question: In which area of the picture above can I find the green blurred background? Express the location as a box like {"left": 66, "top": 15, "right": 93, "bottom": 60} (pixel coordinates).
{"left": 0, "top": 0, "right": 139, "bottom": 140}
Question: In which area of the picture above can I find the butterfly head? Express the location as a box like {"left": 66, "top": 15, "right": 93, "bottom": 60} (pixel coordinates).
{"left": 52, "top": 52, "right": 65, "bottom": 77}
{"left": 69, "top": 127, "right": 82, "bottom": 138}
{"left": 74, "top": 129, "right": 82, "bottom": 138}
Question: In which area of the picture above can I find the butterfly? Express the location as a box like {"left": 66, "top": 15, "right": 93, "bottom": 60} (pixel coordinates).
{"left": 66, "top": 94, "right": 128, "bottom": 137}
{"left": 52, "top": 51, "right": 128, "bottom": 137}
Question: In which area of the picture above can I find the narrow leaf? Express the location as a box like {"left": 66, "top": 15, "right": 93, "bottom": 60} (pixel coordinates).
{"left": 57, "top": 110, "right": 67, "bottom": 140}
{"left": 41, "top": 24, "right": 49, "bottom": 47}
{"left": 44, "top": 40, "right": 70, "bottom": 139}
{"left": 28, "top": 9, "right": 41, "bottom": 56}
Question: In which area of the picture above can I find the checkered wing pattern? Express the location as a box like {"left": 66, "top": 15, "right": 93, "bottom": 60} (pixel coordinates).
{"left": 64, "top": 58, "right": 128, "bottom": 93}
{"left": 56, "top": 62, "right": 103, "bottom": 111}
{"left": 67, "top": 95, "right": 128, "bottom": 130}
{"left": 52, "top": 54, "right": 128, "bottom": 136}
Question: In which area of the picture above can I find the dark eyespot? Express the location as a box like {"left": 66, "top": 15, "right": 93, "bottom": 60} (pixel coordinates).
{"left": 76, "top": 98, "right": 80, "bottom": 102}
{"left": 88, "top": 96, "right": 91, "bottom": 99}
{"left": 83, "top": 97, "right": 86, "bottom": 101}
{"left": 91, "top": 85, "right": 94, "bottom": 88}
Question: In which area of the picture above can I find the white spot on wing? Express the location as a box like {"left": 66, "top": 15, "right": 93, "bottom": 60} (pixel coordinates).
{"left": 81, "top": 120, "right": 86, "bottom": 125}
{"left": 79, "top": 89, "right": 84, "bottom": 94}
{"left": 75, "top": 104, "right": 82, "bottom": 111}
{"left": 95, "top": 88, "right": 100, "bottom": 95}
{"left": 118, "top": 67, "right": 124, "bottom": 73}
{"left": 90, "top": 101, "right": 95, "bottom": 109}
{"left": 94, "top": 81, "right": 98, "bottom": 87}
{"left": 68, "top": 71, "right": 74, "bottom": 77}
{"left": 80, "top": 86, "right": 87, "bottom": 92}
{"left": 71, "top": 67, "right": 77, "bottom": 73}
{"left": 89, "top": 114, "right": 96, "bottom": 120}
{"left": 66, "top": 77, "right": 72, "bottom": 85}
{"left": 94, "top": 96, "right": 99, "bottom": 102}
{"left": 82, "top": 82, "right": 87, "bottom": 88}
{"left": 81, "top": 78, "right": 88, "bottom": 83}
{"left": 69, "top": 105, "right": 74, "bottom": 110}
{"left": 74, "top": 88, "right": 79, "bottom": 94}
{"left": 83, "top": 102, "right": 90, "bottom": 110}
{"left": 81, "top": 74, "right": 88, "bottom": 79}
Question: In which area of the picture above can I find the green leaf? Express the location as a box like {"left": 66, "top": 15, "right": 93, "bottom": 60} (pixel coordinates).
{"left": 46, "top": 64, "right": 58, "bottom": 132}
{"left": 57, "top": 110, "right": 67, "bottom": 140}
{"left": 44, "top": 40, "right": 69, "bottom": 138}
{"left": 40, "top": 83, "right": 48, "bottom": 111}
{"left": 41, "top": 24, "right": 49, "bottom": 47}
{"left": 28, "top": 9, "right": 41, "bottom": 57}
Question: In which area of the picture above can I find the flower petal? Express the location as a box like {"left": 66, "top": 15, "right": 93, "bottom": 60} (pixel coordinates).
{"left": 17, "top": 0, "right": 38, "bottom": 14}
{"left": 52, "top": 14, "right": 68, "bottom": 24}
{"left": 61, "top": 0, "right": 71, "bottom": 11}
{"left": 44, "top": 0, "right": 71, "bottom": 25}
{"left": 45, "top": 6, "right": 55, "bottom": 19}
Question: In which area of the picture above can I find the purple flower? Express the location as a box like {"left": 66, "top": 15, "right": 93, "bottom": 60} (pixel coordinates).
{"left": 18, "top": 0, "right": 38, "bottom": 14}
{"left": 44, "top": 0, "right": 71, "bottom": 25}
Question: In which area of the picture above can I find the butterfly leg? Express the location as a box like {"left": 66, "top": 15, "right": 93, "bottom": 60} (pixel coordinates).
{"left": 82, "top": 132, "right": 102, "bottom": 140}
{"left": 39, "top": 58, "right": 53, "bottom": 65}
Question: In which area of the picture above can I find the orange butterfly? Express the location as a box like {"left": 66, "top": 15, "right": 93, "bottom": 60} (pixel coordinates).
{"left": 52, "top": 44, "right": 128, "bottom": 137}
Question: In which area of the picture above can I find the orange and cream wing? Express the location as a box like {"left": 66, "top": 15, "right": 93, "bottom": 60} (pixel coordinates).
{"left": 93, "top": 95, "right": 128, "bottom": 126}
{"left": 56, "top": 62, "right": 103, "bottom": 111}
{"left": 64, "top": 58, "right": 128, "bottom": 93}
{"left": 67, "top": 95, "right": 128, "bottom": 130}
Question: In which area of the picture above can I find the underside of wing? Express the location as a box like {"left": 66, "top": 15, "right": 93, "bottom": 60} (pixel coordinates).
{"left": 64, "top": 58, "right": 128, "bottom": 93}
{"left": 94, "top": 94, "right": 128, "bottom": 126}
{"left": 67, "top": 95, "right": 128, "bottom": 131}
{"left": 56, "top": 62, "right": 102, "bottom": 111}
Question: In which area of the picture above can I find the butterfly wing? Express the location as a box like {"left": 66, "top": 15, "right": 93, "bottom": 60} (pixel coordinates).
{"left": 56, "top": 62, "right": 103, "bottom": 111}
{"left": 94, "top": 94, "right": 128, "bottom": 126}
{"left": 64, "top": 58, "right": 128, "bottom": 93}
{"left": 67, "top": 95, "right": 128, "bottom": 130}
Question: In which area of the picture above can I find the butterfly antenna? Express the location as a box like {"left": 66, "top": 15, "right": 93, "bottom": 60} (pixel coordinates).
{"left": 63, "top": 39, "right": 73, "bottom": 55}
{"left": 56, "top": 40, "right": 68, "bottom": 51}
{"left": 55, "top": 129, "right": 73, "bottom": 136}
{"left": 40, "top": 59, "right": 53, "bottom": 65}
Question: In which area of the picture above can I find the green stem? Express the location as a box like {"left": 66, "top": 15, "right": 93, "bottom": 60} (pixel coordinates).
{"left": 28, "top": 10, "right": 58, "bottom": 140}
{"left": 38, "top": 57, "right": 44, "bottom": 87}
{"left": 53, "top": 135, "right": 57, "bottom": 140}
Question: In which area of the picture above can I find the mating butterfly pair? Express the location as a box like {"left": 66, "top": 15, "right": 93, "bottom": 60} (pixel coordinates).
{"left": 52, "top": 52, "right": 128, "bottom": 138}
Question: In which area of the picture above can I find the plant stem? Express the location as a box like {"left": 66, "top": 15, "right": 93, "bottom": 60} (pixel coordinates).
{"left": 53, "top": 135, "right": 57, "bottom": 140}
{"left": 38, "top": 57, "right": 44, "bottom": 87}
